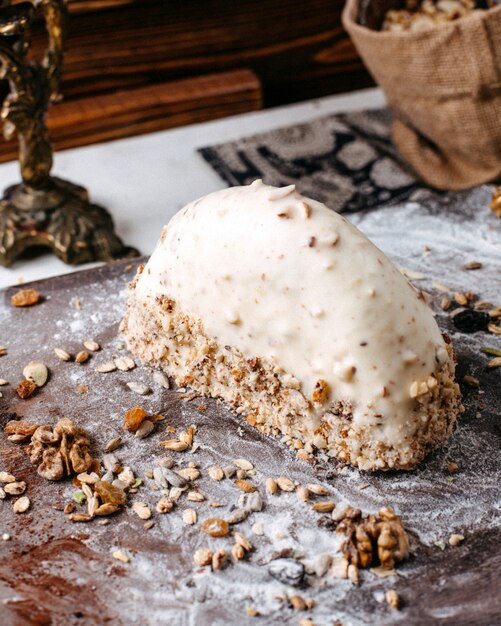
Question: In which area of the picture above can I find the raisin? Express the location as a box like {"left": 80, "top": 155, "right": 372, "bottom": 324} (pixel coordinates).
{"left": 453, "top": 310, "right": 490, "bottom": 333}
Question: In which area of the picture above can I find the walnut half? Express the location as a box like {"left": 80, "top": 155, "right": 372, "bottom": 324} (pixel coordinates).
{"left": 336, "top": 506, "right": 409, "bottom": 570}
{"left": 27, "top": 418, "right": 93, "bottom": 480}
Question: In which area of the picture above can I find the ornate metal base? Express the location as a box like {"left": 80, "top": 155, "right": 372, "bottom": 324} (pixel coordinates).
{"left": 0, "top": 176, "right": 139, "bottom": 267}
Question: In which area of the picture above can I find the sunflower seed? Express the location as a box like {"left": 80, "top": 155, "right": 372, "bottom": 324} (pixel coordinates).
{"left": 266, "top": 478, "right": 278, "bottom": 495}
{"left": 83, "top": 340, "right": 100, "bottom": 352}
{"left": 101, "top": 470, "right": 114, "bottom": 483}
{"left": 153, "top": 371, "right": 170, "bottom": 389}
{"left": 312, "top": 500, "right": 335, "bottom": 513}
{"left": 0, "top": 488, "right": 6, "bottom": 499}
{"left": 234, "top": 479, "right": 256, "bottom": 493}
{"left": 105, "top": 437, "right": 122, "bottom": 453}
{"left": 227, "top": 508, "right": 249, "bottom": 525}
{"left": 159, "top": 440, "right": 189, "bottom": 452}
{"left": 233, "top": 459, "right": 253, "bottom": 471}
{"left": 182, "top": 508, "right": 197, "bottom": 525}
{"left": 296, "top": 486, "right": 309, "bottom": 503}
{"left": 77, "top": 472, "right": 99, "bottom": 484}
{"left": 464, "top": 261, "right": 482, "bottom": 270}
{"left": 187, "top": 491, "right": 205, "bottom": 502}
{"left": 95, "top": 503, "right": 118, "bottom": 516}
{"left": 159, "top": 466, "right": 188, "bottom": 489}
{"left": 157, "top": 457, "right": 175, "bottom": 469}
{"left": 277, "top": 476, "right": 295, "bottom": 492}
{"left": 307, "top": 483, "right": 329, "bottom": 496}
{"left": 75, "top": 351, "right": 90, "bottom": 364}
{"left": 54, "top": 348, "right": 71, "bottom": 361}
{"left": 96, "top": 361, "right": 116, "bottom": 373}
{"left": 348, "top": 563, "right": 360, "bottom": 585}
{"left": 169, "top": 487, "right": 184, "bottom": 501}
{"left": 132, "top": 501, "right": 152, "bottom": 520}
{"left": 23, "top": 361, "right": 48, "bottom": 387}
{"left": 177, "top": 468, "right": 200, "bottom": 481}
{"left": 223, "top": 465, "right": 237, "bottom": 479}
{"left": 127, "top": 382, "right": 151, "bottom": 396}
{"left": 13, "top": 496, "right": 30, "bottom": 513}
{"left": 0, "top": 472, "right": 16, "bottom": 483}
{"left": 0, "top": 379, "right": 8, "bottom": 386}
{"left": 87, "top": 495, "right": 99, "bottom": 517}
{"left": 135, "top": 420, "right": 154, "bottom": 438}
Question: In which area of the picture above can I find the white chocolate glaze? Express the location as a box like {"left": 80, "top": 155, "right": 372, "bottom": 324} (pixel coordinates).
{"left": 134, "top": 181, "right": 450, "bottom": 448}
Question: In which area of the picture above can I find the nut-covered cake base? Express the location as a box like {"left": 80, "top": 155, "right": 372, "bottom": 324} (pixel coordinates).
{"left": 120, "top": 287, "right": 462, "bottom": 471}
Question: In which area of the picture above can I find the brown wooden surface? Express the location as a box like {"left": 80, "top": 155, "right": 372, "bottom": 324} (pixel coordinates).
{"left": 0, "top": 253, "right": 499, "bottom": 626}
{"left": 0, "top": 69, "right": 262, "bottom": 162}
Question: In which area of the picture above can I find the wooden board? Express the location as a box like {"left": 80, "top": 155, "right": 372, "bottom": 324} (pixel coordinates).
{"left": 0, "top": 195, "right": 500, "bottom": 626}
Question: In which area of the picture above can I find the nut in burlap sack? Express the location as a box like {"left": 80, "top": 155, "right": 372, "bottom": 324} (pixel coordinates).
{"left": 343, "top": 0, "right": 501, "bottom": 190}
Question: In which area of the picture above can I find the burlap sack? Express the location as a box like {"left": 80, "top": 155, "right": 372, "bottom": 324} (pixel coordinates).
{"left": 342, "top": 0, "right": 501, "bottom": 190}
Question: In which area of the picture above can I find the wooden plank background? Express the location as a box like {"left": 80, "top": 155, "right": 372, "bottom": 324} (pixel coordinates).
{"left": 0, "top": 0, "right": 372, "bottom": 161}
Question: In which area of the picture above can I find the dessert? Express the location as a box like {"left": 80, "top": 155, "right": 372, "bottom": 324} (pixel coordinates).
{"left": 120, "top": 180, "right": 462, "bottom": 470}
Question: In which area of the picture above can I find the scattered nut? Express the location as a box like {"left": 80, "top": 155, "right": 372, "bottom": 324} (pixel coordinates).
{"left": 277, "top": 476, "right": 295, "bottom": 492}
{"left": 386, "top": 589, "right": 400, "bottom": 610}
{"left": 234, "top": 479, "right": 256, "bottom": 493}
{"left": 16, "top": 379, "right": 37, "bottom": 399}
{"left": 4, "top": 481, "right": 26, "bottom": 495}
{"left": 54, "top": 348, "right": 72, "bottom": 362}
{"left": 75, "top": 351, "right": 90, "bottom": 364}
{"left": 266, "top": 478, "right": 278, "bottom": 495}
{"left": 23, "top": 361, "right": 48, "bottom": 387}
{"left": 211, "top": 549, "right": 228, "bottom": 571}
{"left": 132, "top": 501, "right": 152, "bottom": 520}
{"left": 202, "top": 518, "right": 230, "bottom": 537}
{"left": 11, "top": 289, "right": 40, "bottom": 307}
{"left": 449, "top": 533, "right": 465, "bottom": 546}
{"left": 127, "top": 382, "right": 151, "bottom": 396}
{"left": 153, "top": 371, "right": 170, "bottom": 389}
{"left": 156, "top": 496, "right": 174, "bottom": 513}
{"left": 194, "top": 547, "right": 212, "bottom": 566}
{"left": 208, "top": 466, "right": 225, "bottom": 481}
{"left": 13, "top": 496, "right": 30, "bottom": 513}
{"left": 83, "top": 340, "right": 100, "bottom": 352}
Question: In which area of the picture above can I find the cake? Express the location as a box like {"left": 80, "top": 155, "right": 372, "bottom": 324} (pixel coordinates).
{"left": 120, "top": 180, "right": 462, "bottom": 470}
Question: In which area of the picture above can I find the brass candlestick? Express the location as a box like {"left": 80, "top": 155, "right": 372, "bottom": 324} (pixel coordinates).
{"left": 0, "top": 0, "right": 138, "bottom": 267}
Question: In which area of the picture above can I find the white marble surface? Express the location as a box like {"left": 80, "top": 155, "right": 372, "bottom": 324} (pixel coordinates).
{"left": 0, "top": 87, "right": 385, "bottom": 289}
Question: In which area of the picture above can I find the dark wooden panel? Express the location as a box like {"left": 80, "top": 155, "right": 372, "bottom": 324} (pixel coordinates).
{"left": 28, "top": 0, "right": 372, "bottom": 107}
{"left": 0, "top": 69, "right": 262, "bottom": 162}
